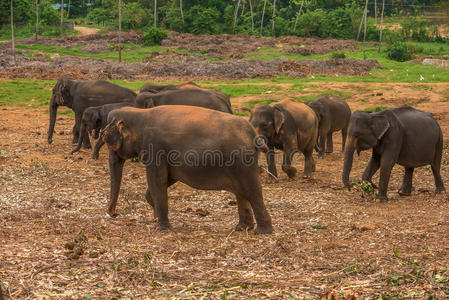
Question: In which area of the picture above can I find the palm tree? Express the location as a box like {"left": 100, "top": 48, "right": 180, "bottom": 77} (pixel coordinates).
{"left": 118, "top": 0, "right": 122, "bottom": 62}
{"left": 378, "top": 0, "right": 385, "bottom": 53}
{"left": 232, "top": 0, "right": 242, "bottom": 34}
{"left": 154, "top": 0, "right": 157, "bottom": 27}
{"left": 248, "top": 0, "right": 254, "bottom": 31}
{"left": 60, "top": 0, "right": 64, "bottom": 33}
{"left": 293, "top": 0, "right": 305, "bottom": 33}
{"left": 180, "top": 0, "right": 184, "bottom": 23}
{"left": 260, "top": 0, "right": 267, "bottom": 35}
{"left": 271, "top": 0, "right": 276, "bottom": 36}
{"left": 357, "top": 0, "right": 368, "bottom": 41}
{"left": 11, "top": 0, "right": 16, "bottom": 66}
{"left": 35, "top": 0, "right": 39, "bottom": 41}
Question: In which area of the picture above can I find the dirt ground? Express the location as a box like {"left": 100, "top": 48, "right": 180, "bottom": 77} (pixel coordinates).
{"left": 1, "top": 82, "right": 449, "bottom": 299}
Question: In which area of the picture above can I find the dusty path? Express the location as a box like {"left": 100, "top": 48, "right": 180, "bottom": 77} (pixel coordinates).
{"left": 74, "top": 26, "right": 101, "bottom": 36}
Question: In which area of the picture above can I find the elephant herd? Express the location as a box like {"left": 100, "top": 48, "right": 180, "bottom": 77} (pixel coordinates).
{"left": 46, "top": 78, "right": 446, "bottom": 234}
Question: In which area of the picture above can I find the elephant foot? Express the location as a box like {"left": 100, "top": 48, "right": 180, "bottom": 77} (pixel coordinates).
{"left": 283, "top": 166, "right": 297, "bottom": 178}
{"left": 82, "top": 143, "right": 92, "bottom": 149}
{"left": 398, "top": 190, "right": 411, "bottom": 196}
{"left": 325, "top": 150, "right": 333, "bottom": 154}
{"left": 91, "top": 153, "right": 99, "bottom": 160}
{"left": 154, "top": 221, "right": 171, "bottom": 230}
{"left": 376, "top": 194, "right": 388, "bottom": 201}
{"left": 235, "top": 222, "right": 254, "bottom": 231}
{"left": 435, "top": 186, "right": 446, "bottom": 194}
{"left": 254, "top": 224, "right": 273, "bottom": 235}
{"left": 317, "top": 152, "right": 324, "bottom": 159}
{"left": 107, "top": 210, "right": 118, "bottom": 218}
{"left": 302, "top": 171, "right": 313, "bottom": 178}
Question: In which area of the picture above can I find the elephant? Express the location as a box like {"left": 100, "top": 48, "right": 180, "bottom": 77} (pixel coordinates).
{"left": 135, "top": 89, "right": 233, "bottom": 114}
{"left": 306, "top": 95, "right": 351, "bottom": 158}
{"left": 102, "top": 106, "right": 273, "bottom": 234}
{"left": 139, "top": 81, "right": 201, "bottom": 93}
{"left": 247, "top": 99, "right": 319, "bottom": 179}
{"left": 342, "top": 106, "right": 445, "bottom": 200}
{"left": 70, "top": 102, "right": 134, "bottom": 159}
{"left": 47, "top": 78, "right": 136, "bottom": 147}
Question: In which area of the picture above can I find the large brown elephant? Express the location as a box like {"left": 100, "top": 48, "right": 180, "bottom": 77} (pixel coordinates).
{"left": 102, "top": 106, "right": 273, "bottom": 234}
{"left": 342, "top": 106, "right": 445, "bottom": 200}
{"left": 306, "top": 95, "right": 351, "bottom": 158}
{"left": 247, "top": 99, "right": 318, "bottom": 178}
{"left": 47, "top": 78, "right": 136, "bottom": 147}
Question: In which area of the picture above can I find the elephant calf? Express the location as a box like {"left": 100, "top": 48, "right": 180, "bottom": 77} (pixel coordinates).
{"left": 71, "top": 102, "right": 133, "bottom": 159}
{"left": 248, "top": 99, "right": 318, "bottom": 178}
{"left": 135, "top": 89, "right": 232, "bottom": 114}
{"left": 342, "top": 106, "right": 445, "bottom": 200}
{"left": 102, "top": 106, "right": 273, "bottom": 234}
{"left": 306, "top": 95, "right": 351, "bottom": 158}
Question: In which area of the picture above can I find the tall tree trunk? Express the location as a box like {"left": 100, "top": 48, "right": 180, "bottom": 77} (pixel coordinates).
{"left": 180, "top": 0, "right": 184, "bottom": 23}
{"left": 260, "top": 0, "right": 267, "bottom": 35}
{"left": 271, "top": 0, "right": 276, "bottom": 36}
{"left": 374, "top": 0, "right": 377, "bottom": 27}
{"left": 249, "top": 0, "right": 254, "bottom": 31}
{"left": 60, "top": 0, "right": 64, "bottom": 33}
{"left": 356, "top": 0, "right": 368, "bottom": 41}
{"left": 293, "top": 0, "right": 305, "bottom": 33}
{"left": 11, "top": 0, "right": 16, "bottom": 66}
{"left": 378, "top": 0, "right": 385, "bottom": 53}
{"left": 232, "top": 0, "right": 241, "bottom": 34}
{"left": 363, "top": 0, "right": 368, "bottom": 42}
{"left": 68, "top": 0, "right": 71, "bottom": 18}
{"left": 153, "top": 0, "right": 157, "bottom": 27}
{"left": 118, "top": 0, "right": 122, "bottom": 63}
{"left": 35, "top": 0, "right": 39, "bottom": 41}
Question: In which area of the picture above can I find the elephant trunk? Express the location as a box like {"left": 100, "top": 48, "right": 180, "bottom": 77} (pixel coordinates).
{"left": 47, "top": 95, "right": 58, "bottom": 144}
{"left": 71, "top": 122, "right": 86, "bottom": 154}
{"left": 342, "top": 136, "right": 356, "bottom": 188}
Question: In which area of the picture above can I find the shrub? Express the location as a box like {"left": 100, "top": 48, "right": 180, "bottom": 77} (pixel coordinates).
{"left": 185, "top": 5, "right": 220, "bottom": 35}
{"left": 142, "top": 26, "right": 168, "bottom": 46}
{"left": 331, "top": 51, "right": 346, "bottom": 59}
{"left": 386, "top": 42, "right": 413, "bottom": 62}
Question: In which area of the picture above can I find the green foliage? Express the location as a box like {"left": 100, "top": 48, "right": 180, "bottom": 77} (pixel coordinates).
{"left": 142, "top": 27, "right": 168, "bottom": 46}
{"left": 386, "top": 42, "right": 413, "bottom": 62}
{"left": 121, "top": 2, "right": 150, "bottom": 30}
{"left": 185, "top": 5, "right": 220, "bottom": 35}
{"left": 331, "top": 51, "right": 346, "bottom": 59}
{"left": 364, "top": 106, "right": 389, "bottom": 112}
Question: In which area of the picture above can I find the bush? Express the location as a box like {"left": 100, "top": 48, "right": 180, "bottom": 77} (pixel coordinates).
{"left": 185, "top": 5, "right": 220, "bottom": 35}
{"left": 331, "top": 51, "right": 346, "bottom": 59}
{"left": 386, "top": 42, "right": 413, "bottom": 62}
{"left": 142, "top": 26, "right": 168, "bottom": 46}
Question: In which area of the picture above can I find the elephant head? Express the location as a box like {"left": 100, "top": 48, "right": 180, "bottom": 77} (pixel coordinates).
{"left": 47, "top": 78, "right": 75, "bottom": 144}
{"left": 248, "top": 104, "right": 285, "bottom": 140}
{"left": 102, "top": 119, "right": 138, "bottom": 154}
{"left": 342, "top": 111, "right": 390, "bottom": 188}
{"left": 135, "top": 93, "right": 156, "bottom": 109}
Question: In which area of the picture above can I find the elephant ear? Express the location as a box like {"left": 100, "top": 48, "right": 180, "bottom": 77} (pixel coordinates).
{"left": 273, "top": 106, "right": 285, "bottom": 134}
{"left": 102, "top": 120, "right": 124, "bottom": 151}
{"left": 93, "top": 109, "right": 102, "bottom": 128}
{"left": 371, "top": 115, "right": 390, "bottom": 140}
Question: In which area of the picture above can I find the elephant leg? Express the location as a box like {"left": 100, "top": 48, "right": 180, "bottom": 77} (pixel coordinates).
{"left": 91, "top": 138, "right": 105, "bottom": 159}
{"left": 266, "top": 147, "right": 278, "bottom": 178}
{"left": 235, "top": 196, "right": 255, "bottom": 231}
{"left": 82, "top": 129, "right": 91, "bottom": 149}
{"left": 431, "top": 164, "right": 445, "bottom": 193}
{"left": 398, "top": 167, "right": 414, "bottom": 196}
{"left": 234, "top": 172, "right": 272, "bottom": 234}
{"left": 72, "top": 123, "right": 79, "bottom": 144}
{"left": 146, "top": 165, "right": 170, "bottom": 229}
{"left": 325, "top": 131, "right": 333, "bottom": 153}
{"left": 341, "top": 127, "right": 348, "bottom": 152}
{"left": 377, "top": 157, "right": 396, "bottom": 201}
{"left": 362, "top": 152, "right": 380, "bottom": 188}
{"left": 303, "top": 148, "right": 315, "bottom": 177}
{"left": 317, "top": 132, "right": 325, "bottom": 159}
{"left": 282, "top": 146, "right": 297, "bottom": 179}
{"left": 145, "top": 178, "right": 176, "bottom": 212}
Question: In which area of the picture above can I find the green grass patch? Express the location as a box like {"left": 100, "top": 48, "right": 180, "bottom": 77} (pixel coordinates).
{"left": 0, "top": 25, "right": 77, "bottom": 40}
{"left": 206, "top": 85, "right": 281, "bottom": 98}
{"left": 0, "top": 79, "right": 55, "bottom": 107}
{"left": 245, "top": 98, "right": 280, "bottom": 108}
